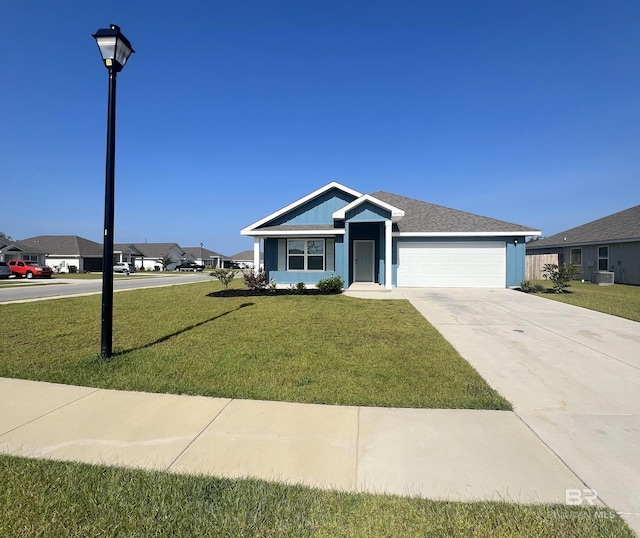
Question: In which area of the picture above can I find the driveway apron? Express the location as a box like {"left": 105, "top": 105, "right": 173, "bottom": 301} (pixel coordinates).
{"left": 401, "top": 288, "right": 640, "bottom": 534}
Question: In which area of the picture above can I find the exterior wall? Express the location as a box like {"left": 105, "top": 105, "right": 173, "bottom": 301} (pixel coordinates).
{"left": 45, "top": 256, "right": 83, "bottom": 273}
{"left": 264, "top": 236, "right": 347, "bottom": 286}
{"left": 347, "top": 222, "right": 384, "bottom": 286}
{"left": 527, "top": 242, "right": 640, "bottom": 285}
{"left": 269, "top": 190, "right": 356, "bottom": 226}
{"left": 392, "top": 236, "right": 523, "bottom": 288}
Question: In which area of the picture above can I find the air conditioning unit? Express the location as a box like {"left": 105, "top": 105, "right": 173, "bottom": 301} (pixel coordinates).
{"left": 592, "top": 271, "right": 614, "bottom": 285}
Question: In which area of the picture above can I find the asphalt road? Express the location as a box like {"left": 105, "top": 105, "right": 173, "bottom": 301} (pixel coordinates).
{"left": 0, "top": 273, "right": 209, "bottom": 304}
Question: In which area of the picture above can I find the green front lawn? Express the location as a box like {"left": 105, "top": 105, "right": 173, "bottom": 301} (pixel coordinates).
{"left": 0, "top": 455, "right": 631, "bottom": 538}
{"left": 532, "top": 282, "right": 640, "bottom": 323}
{"left": 0, "top": 280, "right": 508, "bottom": 409}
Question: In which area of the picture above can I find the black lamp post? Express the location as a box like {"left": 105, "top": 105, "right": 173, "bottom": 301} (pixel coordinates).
{"left": 93, "top": 24, "right": 134, "bottom": 359}
{"left": 200, "top": 242, "right": 204, "bottom": 268}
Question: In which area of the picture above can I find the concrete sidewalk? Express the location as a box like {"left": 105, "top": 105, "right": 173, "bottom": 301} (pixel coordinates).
{"left": 1, "top": 377, "right": 586, "bottom": 505}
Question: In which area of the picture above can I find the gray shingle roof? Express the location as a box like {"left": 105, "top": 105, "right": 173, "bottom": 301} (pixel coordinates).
{"left": 371, "top": 191, "right": 539, "bottom": 234}
{"left": 231, "top": 250, "right": 264, "bottom": 261}
{"left": 20, "top": 235, "right": 102, "bottom": 257}
{"left": 182, "top": 246, "right": 229, "bottom": 259}
{"left": 0, "top": 239, "right": 47, "bottom": 255}
{"left": 527, "top": 204, "right": 640, "bottom": 249}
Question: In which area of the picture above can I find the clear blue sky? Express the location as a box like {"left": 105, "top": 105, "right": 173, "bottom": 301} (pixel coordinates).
{"left": 2, "top": 0, "right": 639, "bottom": 255}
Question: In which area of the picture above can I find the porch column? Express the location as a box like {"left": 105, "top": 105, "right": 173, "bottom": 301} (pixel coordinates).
{"left": 253, "top": 237, "right": 261, "bottom": 272}
{"left": 385, "top": 220, "right": 392, "bottom": 289}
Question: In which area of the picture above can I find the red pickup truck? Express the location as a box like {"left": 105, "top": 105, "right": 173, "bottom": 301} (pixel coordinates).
{"left": 8, "top": 260, "right": 53, "bottom": 279}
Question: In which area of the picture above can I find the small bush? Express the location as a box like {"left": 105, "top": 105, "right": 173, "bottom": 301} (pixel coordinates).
{"left": 243, "top": 269, "right": 267, "bottom": 291}
{"left": 317, "top": 275, "right": 344, "bottom": 294}
{"left": 519, "top": 280, "right": 545, "bottom": 294}
{"left": 289, "top": 282, "right": 306, "bottom": 294}
{"left": 210, "top": 268, "right": 238, "bottom": 290}
{"left": 543, "top": 263, "right": 580, "bottom": 293}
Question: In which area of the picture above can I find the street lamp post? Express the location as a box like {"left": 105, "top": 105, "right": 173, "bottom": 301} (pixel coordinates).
{"left": 200, "top": 242, "right": 204, "bottom": 269}
{"left": 93, "top": 24, "right": 134, "bottom": 359}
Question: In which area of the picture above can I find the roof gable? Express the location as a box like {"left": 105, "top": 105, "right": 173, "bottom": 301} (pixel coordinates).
{"left": 333, "top": 194, "right": 405, "bottom": 222}
{"left": 527, "top": 204, "right": 640, "bottom": 248}
{"left": 242, "top": 182, "right": 361, "bottom": 235}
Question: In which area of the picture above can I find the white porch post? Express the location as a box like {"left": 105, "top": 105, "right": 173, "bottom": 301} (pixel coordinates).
{"left": 385, "top": 220, "right": 392, "bottom": 289}
{"left": 253, "top": 237, "right": 261, "bottom": 272}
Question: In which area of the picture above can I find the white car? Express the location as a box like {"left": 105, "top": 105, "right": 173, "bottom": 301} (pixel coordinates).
{"left": 113, "top": 262, "right": 135, "bottom": 274}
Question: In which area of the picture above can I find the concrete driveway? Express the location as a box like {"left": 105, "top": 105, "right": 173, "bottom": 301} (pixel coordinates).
{"left": 401, "top": 288, "right": 640, "bottom": 534}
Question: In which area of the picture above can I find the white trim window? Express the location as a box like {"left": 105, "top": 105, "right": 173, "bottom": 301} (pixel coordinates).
{"left": 287, "top": 239, "right": 325, "bottom": 271}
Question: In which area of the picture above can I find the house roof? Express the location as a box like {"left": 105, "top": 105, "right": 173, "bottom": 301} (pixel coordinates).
{"left": 231, "top": 250, "right": 264, "bottom": 261}
{"left": 20, "top": 235, "right": 102, "bottom": 257}
{"left": 182, "top": 246, "right": 229, "bottom": 259}
{"left": 117, "top": 243, "right": 185, "bottom": 259}
{"left": 526, "top": 204, "right": 640, "bottom": 249}
{"left": 372, "top": 192, "right": 540, "bottom": 235}
{"left": 0, "top": 239, "right": 47, "bottom": 256}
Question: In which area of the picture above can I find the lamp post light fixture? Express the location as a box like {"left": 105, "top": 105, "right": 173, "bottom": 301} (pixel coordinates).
{"left": 93, "top": 24, "right": 134, "bottom": 359}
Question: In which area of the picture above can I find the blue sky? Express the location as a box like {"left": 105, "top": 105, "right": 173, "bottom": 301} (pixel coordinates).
{"left": 2, "top": 1, "right": 639, "bottom": 255}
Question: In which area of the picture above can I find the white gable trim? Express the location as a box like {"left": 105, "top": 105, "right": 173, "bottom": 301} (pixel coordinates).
{"left": 251, "top": 229, "right": 346, "bottom": 237}
{"left": 332, "top": 194, "right": 405, "bottom": 222}
{"left": 241, "top": 181, "right": 363, "bottom": 236}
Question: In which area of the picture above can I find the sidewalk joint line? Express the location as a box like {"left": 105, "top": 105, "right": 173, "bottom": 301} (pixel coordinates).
{"left": 165, "top": 398, "right": 234, "bottom": 472}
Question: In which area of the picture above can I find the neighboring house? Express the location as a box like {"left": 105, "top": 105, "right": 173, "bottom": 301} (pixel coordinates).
{"left": 115, "top": 243, "right": 185, "bottom": 271}
{"left": 182, "top": 246, "right": 228, "bottom": 269}
{"left": 229, "top": 250, "right": 264, "bottom": 269}
{"left": 19, "top": 235, "right": 103, "bottom": 272}
{"left": 526, "top": 204, "right": 640, "bottom": 285}
{"left": 241, "top": 182, "right": 541, "bottom": 289}
{"left": 0, "top": 239, "right": 47, "bottom": 264}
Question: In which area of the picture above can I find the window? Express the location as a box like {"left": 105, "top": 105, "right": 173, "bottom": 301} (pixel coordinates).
{"left": 598, "top": 246, "right": 609, "bottom": 271}
{"left": 287, "top": 239, "right": 325, "bottom": 271}
{"left": 570, "top": 248, "right": 582, "bottom": 266}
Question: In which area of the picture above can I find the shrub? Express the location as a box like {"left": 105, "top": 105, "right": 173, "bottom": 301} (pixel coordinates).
{"left": 519, "top": 280, "right": 544, "bottom": 293}
{"left": 210, "top": 268, "right": 237, "bottom": 290}
{"left": 317, "top": 275, "right": 344, "bottom": 294}
{"left": 542, "top": 263, "right": 580, "bottom": 293}
{"left": 289, "top": 282, "right": 306, "bottom": 294}
{"left": 243, "top": 269, "right": 267, "bottom": 291}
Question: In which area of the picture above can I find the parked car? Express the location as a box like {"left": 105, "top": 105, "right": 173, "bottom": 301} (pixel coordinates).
{"left": 0, "top": 261, "right": 12, "bottom": 279}
{"left": 7, "top": 260, "right": 53, "bottom": 279}
{"left": 175, "top": 262, "right": 204, "bottom": 272}
{"left": 113, "top": 262, "right": 135, "bottom": 274}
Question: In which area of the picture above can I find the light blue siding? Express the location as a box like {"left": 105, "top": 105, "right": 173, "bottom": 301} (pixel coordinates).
{"left": 506, "top": 239, "right": 526, "bottom": 287}
{"left": 345, "top": 202, "right": 391, "bottom": 223}
{"left": 269, "top": 271, "right": 339, "bottom": 286}
{"left": 268, "top": 189, "right": 356, "bottom": 226}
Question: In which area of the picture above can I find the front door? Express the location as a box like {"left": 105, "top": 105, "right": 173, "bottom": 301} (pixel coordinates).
{"left": 354, "top": 240, "right": 375, "bottom": 282}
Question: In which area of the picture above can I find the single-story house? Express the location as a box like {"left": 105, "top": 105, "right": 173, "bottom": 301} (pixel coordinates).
{"left": 228, "top": 250, "right": 264, "bottom": 269}
{"left": 182, "top": 246, "right": 228, "bottom": 269}
{"left": 0, "top": 239, "right": 47, "bottom": 264}
{"left": 526, "top": 204, "right": 640, "bottom": 285}
{"left": 19, "top": 235, "right": 103, "bottom": 272}
{"left": 115, "top": 243, "right": 185, "bottom": 271}
{"left": 241, "top": 182, "right": 541, "bottom": 289}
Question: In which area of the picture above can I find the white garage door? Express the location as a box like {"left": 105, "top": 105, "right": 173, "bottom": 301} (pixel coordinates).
{"left": 397, "top": 241, "right": 506, "bottom": 288}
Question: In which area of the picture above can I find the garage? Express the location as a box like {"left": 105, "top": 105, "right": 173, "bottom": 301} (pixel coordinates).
{"left": 397, "top": 241, "right": 506, "bottom": 288}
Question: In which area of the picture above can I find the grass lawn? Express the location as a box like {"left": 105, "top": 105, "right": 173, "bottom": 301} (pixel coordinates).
{"left": 531, "top": 281, "right": 640, "bottom": 323}
{"left": 0, "top": 455, "right": 631, "bottom": 538}
{"left": 0, "top": 280, "right": 508, "bottom": 409}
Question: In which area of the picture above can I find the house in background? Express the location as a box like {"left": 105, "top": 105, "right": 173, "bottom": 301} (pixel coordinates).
{"left": 19, "top": 235, "right": 103, "bottom": 272}
{"left": 229, "top": 250, "right": 263, "bottom": 269}
{"left": 115, "top": 243, "right": 185, "bottom": 271}
{"left": 182, "top": 246, "right": 228, "bottom": 269}
{"left": 241, "top": 182, "right": 540, "bottom": 289}
{"left": 526, "top": 204, "right": 640, "bottom": 285}
{"left": 0, "top": 239, "right": 47, "bottom": 264}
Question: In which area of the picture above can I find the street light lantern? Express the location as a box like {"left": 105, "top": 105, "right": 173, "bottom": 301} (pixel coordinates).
{"left": 93, "top": 24, "right": 134, "bottom": 359}
{"left": 92, "top": 24, "right": 134, "bottom": 72}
